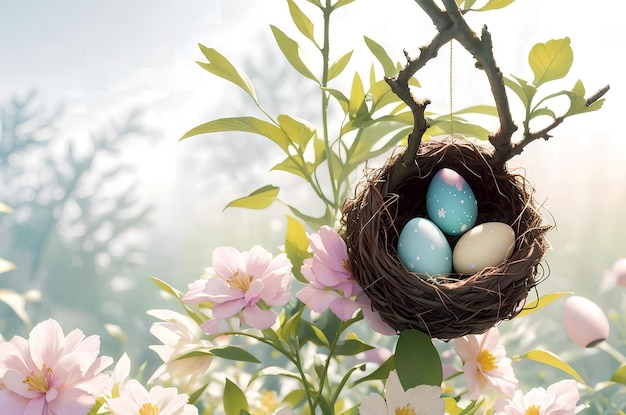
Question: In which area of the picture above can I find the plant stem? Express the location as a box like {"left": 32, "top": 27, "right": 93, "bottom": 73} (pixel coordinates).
{"left": 321, "top": 0, "right": 341, "bottom": 217}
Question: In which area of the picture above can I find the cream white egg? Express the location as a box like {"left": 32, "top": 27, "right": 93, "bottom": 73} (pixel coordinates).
{"left": 452, "top": 222, "right": 515, "bottom": 274}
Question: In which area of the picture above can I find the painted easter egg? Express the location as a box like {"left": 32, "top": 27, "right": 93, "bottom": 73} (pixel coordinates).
{"left": 563, "top": 296, "right": 609, "bottom": 347}
{"left": 426, "top": 168, "right": 478, "bottom": 236}
{"left": 452, "top": 222, "right": 515, "bottom": 274}
{"left": 397, "top": 217, "right": 452, "bottom": 277}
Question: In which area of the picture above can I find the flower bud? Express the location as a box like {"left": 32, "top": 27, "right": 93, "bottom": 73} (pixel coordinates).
{"left": 611, "top": 258, "right": 626, "bottom": 287}
{"left": 562, "top": 295, "right": 609, "bottom": 347}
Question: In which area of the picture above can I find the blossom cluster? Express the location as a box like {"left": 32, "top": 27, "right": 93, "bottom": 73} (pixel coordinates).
{"left": 0, "top": 225, "right": 609, "bottom": 414}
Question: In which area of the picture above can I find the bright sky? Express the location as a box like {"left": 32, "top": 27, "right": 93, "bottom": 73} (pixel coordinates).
{"left": 1, "top": 0, "right": 625, "bottom": 284}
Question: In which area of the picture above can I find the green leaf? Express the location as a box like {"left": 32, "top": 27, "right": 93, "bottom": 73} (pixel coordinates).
{"left": 0, "top": 258, "right": 17, "bottom": 274}
{"left": 278, "top": 114, "right": 317, "bottom": 149}
{"left": 516, "top": 292, "right": 572, "bottom": 318}
{"left": 364, "top": 36, "right": 396, "bottom": 77}
{"left": 278, "top": 306, "right": 304, "bottom": 346}
{"left": 150, "top": 276, "right": 184, "bottom": 300}
{"left": 287, "top": 0, "right": 316, "bottom": 44}
{"left": 474, "top": 0, "right": 515, "bottom": 11}
{"left": 504, "top": 75, "right": 537, "bottom": 111}
{"left": 271, "top": 156, "right": 311, "bottom": 182}
{"left": 328, "top": 50, "right": 354, "bottom": 81}
{"left": 282, "top": 388, "right": 309, "bottom": 408}
{"left": 196, "top": 45, "right": 257, "bottom": 103}
{"left": 529, "top": 38, "right": 573, "bottom": 87}
{"left": 457, "top": 0, "right": 478, "bottom": 10}
{"left": 531, "top": 107, "right": 556, "bottom": 120}
{"left": 369, "top": 77, "right": 399, "bottom": 113}
{"left": 0, "top": 289, "right": 30, "bottom": 325}
{"left": 428, "top": 117, "right": 491, "bottom": 140}
{"left": 324, "top": 88, "right": 350, "bottom": 114}
{"left": 334, "top": 338, "right": 375, "bottom": 356}
{"left": 394, "top": 329, "right": 443, "bottom": 389}
{"left": 180, "top": 116, "right": 291, "bottom": 152}
{"left": 225, "top": 185, "right": 280, "bottom": 210}
{"left": 249, "top": 366, "right": 306, "bottom": 386}
{"left": 284, "top": 215, "right": 311, "bottom": 284}
{"left": 0, "top": 202, "right": 13, "bottom": 214}
{"left": 563, "top": 80, "right": 605, "bottom": 116}
{"left": 454, "top": 104, "right": 498, "bottom": 116}
{"left": 188, "top": 383, "right": 210, "bottom": 404}
{"left": 348, "top": 72, "right": 368, "bottom": 119}
{"left": 351, "top": 355, "right": 395, "bottom": 387}
{"left": 224, "top": 379, "right": 249, "bottom": 415}
{"left": 210, "top": 346, "right": 260, "bottom": 363}
{"left": 287, "top": 204, "right": 333, "bottom": 230}
{"left": 346, "top": 119, "right": 410, "bottom": 167}
{"left": 86, "top": 397, "right": 105, "bottom": 415}
{"left": 299, "top": 320, "right": 331, "bottom": 347}
{"left": 341, "top": 406, "right": 360, "bottom": 415}
{"left": 332, "top": 0, "right": 356, "bottom": 10}
{"left": 524, "top": 349, "right": 586, "bottom": 385}
{"left": 611, "top": 364, "right": 626, "bottom": 384}
{"left": 270, "top": 25, "right": 319, "bottom": 83}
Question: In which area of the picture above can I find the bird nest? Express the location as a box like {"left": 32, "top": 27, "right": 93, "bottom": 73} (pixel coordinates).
{"left": 341, "top": 136, "right": 551, "bottom": 339}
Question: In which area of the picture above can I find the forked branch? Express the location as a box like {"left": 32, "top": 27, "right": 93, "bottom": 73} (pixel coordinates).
{"left": 385, "top": 0, "right": 608, "bottom": 169}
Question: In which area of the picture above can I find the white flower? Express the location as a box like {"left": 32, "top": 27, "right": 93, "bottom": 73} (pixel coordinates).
{"left": 495, "top": 379, "right": 584, "bottom": 415}
{"left": 107, "top": 379, "right": 197, "bottom": 415}
{"left": 359, "top": 370, "right": 444, "bottom": 415}
{"left": 147, "top": 309, "right": 214, "bottom": 384}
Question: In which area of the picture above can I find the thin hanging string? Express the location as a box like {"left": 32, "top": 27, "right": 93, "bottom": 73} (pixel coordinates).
{"left": 449, "top": 40, "right": 454, "bottom": 138}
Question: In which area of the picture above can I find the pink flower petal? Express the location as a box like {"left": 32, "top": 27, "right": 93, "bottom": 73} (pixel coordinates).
{"left": 328, "top": 297, "right": 358, "bottom": 321}
{"left": 296, "top": 286, "right": 341, "bottom": 313}
{"left": 182, "top": 280, "right": 211, "bottom": 304}
{"left": 242, "top": 306, "right": 277, "bottom": 330}
{"left": 212, "top": 247, "right": 245, "bottom": 280}
{"left": 212, "top": 299, "right": 247, "bottom": 319}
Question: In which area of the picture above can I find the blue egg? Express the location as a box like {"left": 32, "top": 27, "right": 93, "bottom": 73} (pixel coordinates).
{"left": 397, "top": 217, "right": 452, "bottom": 277}
{"left": 426, "top": 168, "right": 478, "bottom": 236}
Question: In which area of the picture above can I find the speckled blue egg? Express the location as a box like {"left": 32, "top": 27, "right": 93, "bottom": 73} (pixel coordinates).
{"left": 397, "top": 217, "right": 452, "bottom": 277}
{"left": 426, "top": 168, "right": 478, "bottom": 236}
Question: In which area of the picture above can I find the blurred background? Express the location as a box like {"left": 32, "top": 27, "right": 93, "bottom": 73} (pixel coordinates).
{"left": 1, "top": 0, "right": 625, "bottom": 405}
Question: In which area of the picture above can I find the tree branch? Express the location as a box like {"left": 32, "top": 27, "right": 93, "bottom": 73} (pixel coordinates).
{"left": 503, "top": 84, "right": 610, "bottom": 159}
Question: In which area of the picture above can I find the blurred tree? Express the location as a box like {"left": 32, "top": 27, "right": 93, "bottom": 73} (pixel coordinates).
{"left": 0, "top": 92, "right": 155, "bottom": 359}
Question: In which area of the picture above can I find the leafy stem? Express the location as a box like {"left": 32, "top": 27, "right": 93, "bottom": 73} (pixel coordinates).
{"left": 321, "top": 0, "right": 340, "bottom": 215}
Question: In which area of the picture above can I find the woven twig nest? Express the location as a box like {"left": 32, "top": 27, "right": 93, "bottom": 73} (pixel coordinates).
{"left": 342, "top": 136, "right": 551, "bottom": 339}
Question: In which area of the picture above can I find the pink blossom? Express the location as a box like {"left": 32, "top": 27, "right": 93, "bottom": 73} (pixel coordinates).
{"left": 453, "top": 327, "right": 518, "bottom": 399}
{"left": 494, "top": 379, "right": 584, "bottom": 415}
{"left": 297, "top": 227, "right": 394, "bottom": 335}
{"left": 107, "top": 379, "right": 197, "bottom": 415}
{"left": 183, "top": 245, "right": 292, "bottom": 334}
{"left": 0, "top": 318, "right": 113, "bottom": 415}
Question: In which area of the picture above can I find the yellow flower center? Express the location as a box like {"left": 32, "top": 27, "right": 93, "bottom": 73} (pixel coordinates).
{"left": 139, "top": 403, "right": 160, "bottom": 415}
{"left": 395, "top": 404, "right": 417, "bottom": 415}
{"left": 251, "top": 390, "right": 279, "bottom": 415}
{"left": 477, "top": 349, "right": 498, "bottom": 371}
{"left": 227, "top": 271, "right": 253, "bottom": 292}
{"left": 342, "top": 258, "right": 351, "bottom": 273}
{"left": 23, "top": 365, "right": 52, "bottom": 392}
{"left": 525, "top": 405, "right": 540, "bottom": 415}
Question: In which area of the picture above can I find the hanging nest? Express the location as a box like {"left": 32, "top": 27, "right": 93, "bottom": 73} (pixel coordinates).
{"left": 341, "top": 136, "right": 551, "bottom": 339}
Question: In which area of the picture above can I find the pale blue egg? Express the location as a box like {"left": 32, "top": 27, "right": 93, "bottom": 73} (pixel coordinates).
{"left": 397, "top": 217, "right": 452, "bottom": 277}
{"left": 426, "top": 168, "right": 478, "bottom": 236}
